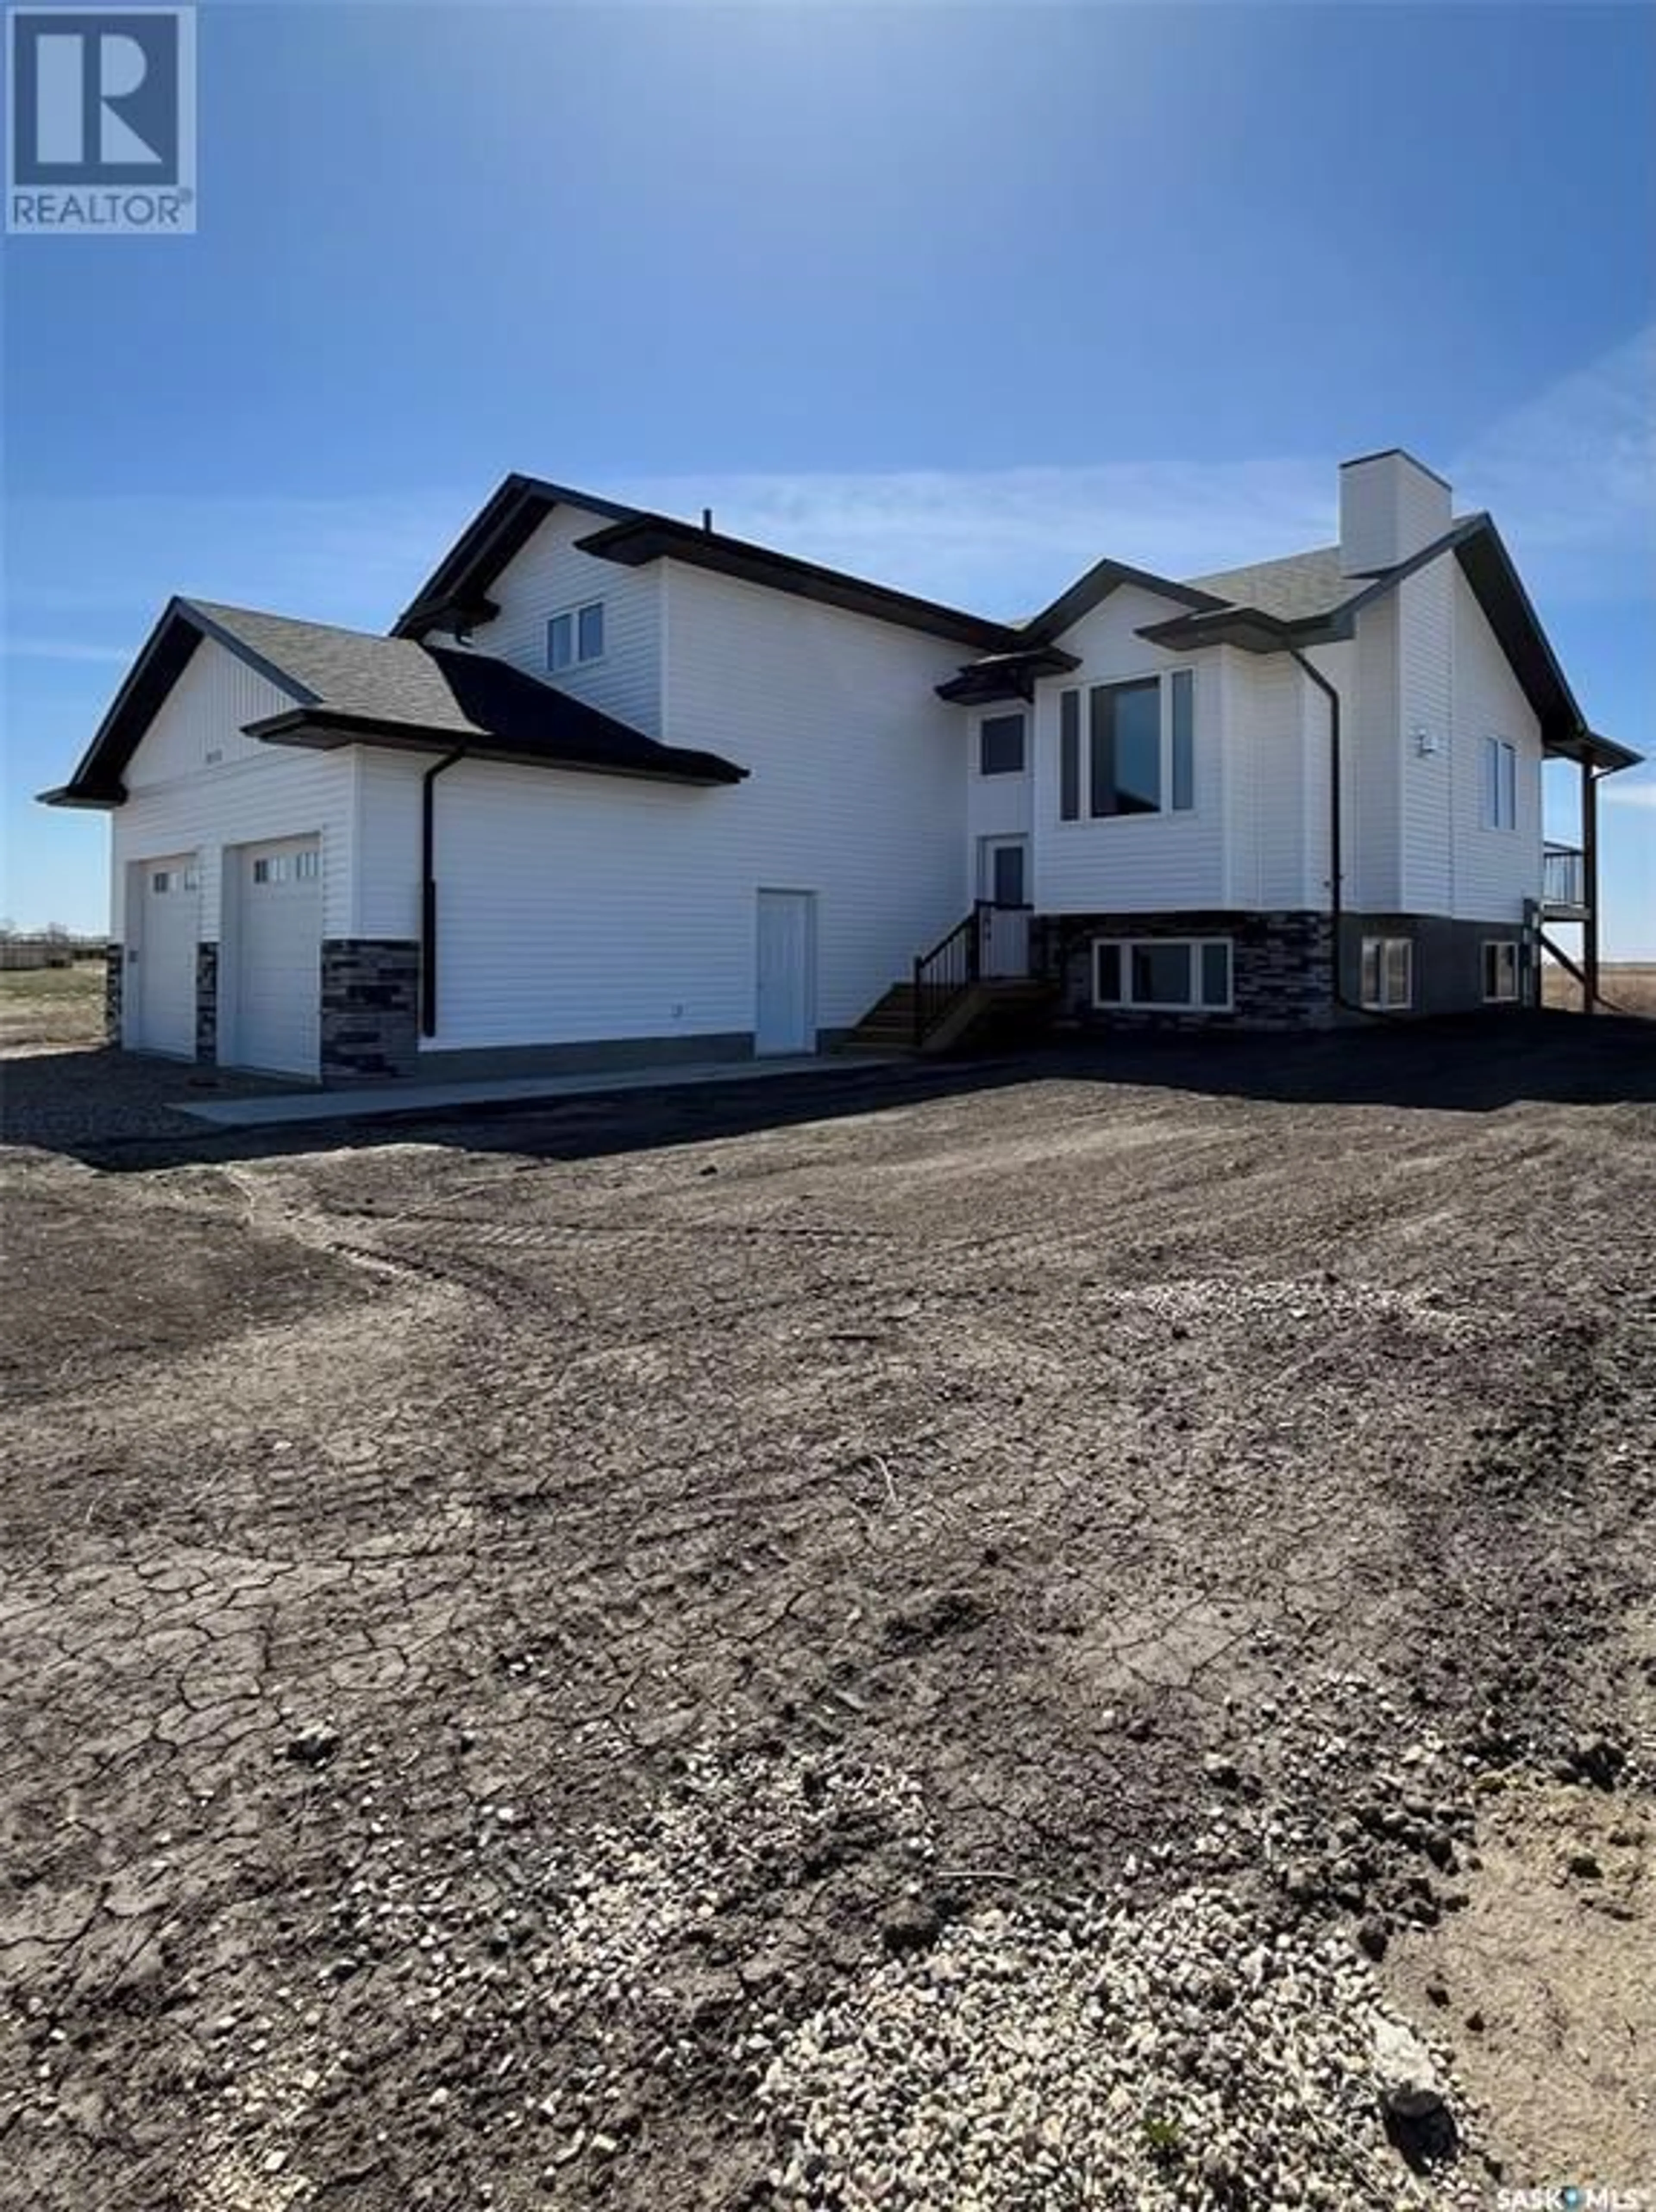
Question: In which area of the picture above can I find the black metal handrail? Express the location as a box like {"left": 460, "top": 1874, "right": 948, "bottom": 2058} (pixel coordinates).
{"left": 912, "top": 903, "right": 984, "bottom": 1049}
{"left": 1543, "top": 843, "right": 1586, "bottom": 913}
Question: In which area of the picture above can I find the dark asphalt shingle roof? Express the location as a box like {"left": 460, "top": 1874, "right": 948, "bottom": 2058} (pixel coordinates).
{"left": 190, "top": 601, "right": 745, "bottom": 784}
{"left": 1182, "top": 545, "right": 1365, "bottom": 624}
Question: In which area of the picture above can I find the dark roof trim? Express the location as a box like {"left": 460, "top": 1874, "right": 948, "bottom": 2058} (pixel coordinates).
{"left": 575, "top": 514, "right": 1016, "bottom": 651}
{"left": 40, "top": 597, "right": 314, "bottom": 807}
{"left": 936, "top": 645, "right": 1082, "bottom": 704}
{"left": 392, "top": 474, "right": 640, "bottom": 639}
{"left": 1339, "top": 446, "right": 1454, "bottom": 493}
{"left": 1138, "top": 513, "right": 1640, "bottom": 773}
{"left": 248, "top": 707, "right": 746, "bottom": 787}
{"left": 1020, "top": 557, "right": 1228, "bottom": 647}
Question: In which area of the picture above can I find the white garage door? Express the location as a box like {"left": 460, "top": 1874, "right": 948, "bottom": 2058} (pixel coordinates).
{"left": 130, "top": 856, "right": 198, "bottom": 1058}
{"left": 233, "top": 837, "right": 322, "bottom": 1077}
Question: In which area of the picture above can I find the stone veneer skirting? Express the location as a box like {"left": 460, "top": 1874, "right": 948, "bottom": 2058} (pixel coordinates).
{"left": 1038, "top": 911, "right": 1336, "bottom": 1031}
{"left": 320, "top": 939, "right": 421, "bottom": 1082}
{"left": 104, "top": 943, "right": 124, "bottom": 1046}
{"left": 195, "top": 943, "right": 219, "bottom": 1066}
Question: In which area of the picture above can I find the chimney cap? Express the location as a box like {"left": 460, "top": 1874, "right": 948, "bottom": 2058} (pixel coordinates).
{"left": 1338, "top": 446, "right": 1453, "bottom": 493}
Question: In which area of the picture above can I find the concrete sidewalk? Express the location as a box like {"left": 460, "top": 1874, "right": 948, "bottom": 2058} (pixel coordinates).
{"left": 174, "top": 1053, "right": 900, "bottom": 1129}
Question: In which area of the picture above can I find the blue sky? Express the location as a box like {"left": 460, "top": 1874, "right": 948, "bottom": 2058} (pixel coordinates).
{"left": 4, "top": 0, "right": 1653, "bottom": 950}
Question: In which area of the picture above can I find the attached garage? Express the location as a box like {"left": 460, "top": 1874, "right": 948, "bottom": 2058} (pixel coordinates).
{"left": 127, "top": 856, "right": 199, "bottom": 1058}
{"left": 228, "top": 836, "right": 322, "bottom": 1077}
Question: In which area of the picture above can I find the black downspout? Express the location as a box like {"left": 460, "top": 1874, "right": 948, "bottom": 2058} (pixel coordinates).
{"left": 1282, "top": 646, "right": 1366, "bottom": 1019}
{"left": 420, "top": 747, "right": 465, "bottom": 1038}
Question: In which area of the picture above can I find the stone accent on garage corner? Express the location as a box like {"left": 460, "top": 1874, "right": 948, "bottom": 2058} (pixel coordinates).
{"left": 1039, "top": 910, "right": 1336, "bottom": 1031}
{"left": 104, "top": 943, "right": 124, "bottom": 1046}
{"left": 320, "top": 939, "right": 420, "bottom": 1082}
{"left": 194, "top": 943, "right": 219, "bottom": 1066}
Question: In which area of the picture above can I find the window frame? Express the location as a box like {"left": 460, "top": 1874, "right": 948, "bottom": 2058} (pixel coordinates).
{"left": 1360, "top": 935, "right": 1414, "bottom": 1011}
{"left": 1091, "top": 935, "right": 1233, "bottom": 1013}
{"left": 1482, "top": 939, "right": 1520, "bottom": 1004}
{"left": 976, "top": 709, "right": 1028, "bottom": 778}
{"left": 1058, "top": 668, "right": 1198, "bottom": 824}
{"left": 547, "top": 599, "right": 606, "bottom": 674}
{"left": 1483, "top": 735, "right": 1518, "bottom": 831}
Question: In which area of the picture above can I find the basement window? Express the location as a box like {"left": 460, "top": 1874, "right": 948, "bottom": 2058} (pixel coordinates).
{"left": 1482, "top": 940, "right": 1519, "bottom": 1003}
{"left": 548, "top": 600, "right": 605, "bottom": 673}
{"left": 1093, "top": 937, "right": 1232, "bottom": 1012}
{"left": 1361, "top": 937, "right": 1413, "bottom": 1010}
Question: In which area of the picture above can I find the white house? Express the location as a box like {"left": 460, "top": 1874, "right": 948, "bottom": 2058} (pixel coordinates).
{"left": 44, "top": 448, "right": 1637, "bottom": 1083}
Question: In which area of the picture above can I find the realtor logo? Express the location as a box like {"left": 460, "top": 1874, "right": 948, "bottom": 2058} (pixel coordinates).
{"left": 7, "top": 7, "right": 196, "bottom": 232}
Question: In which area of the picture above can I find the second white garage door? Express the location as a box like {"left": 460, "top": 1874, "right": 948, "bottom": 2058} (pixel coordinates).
{"left": 233, "top": 837, "right": 322, "bottom": 1077}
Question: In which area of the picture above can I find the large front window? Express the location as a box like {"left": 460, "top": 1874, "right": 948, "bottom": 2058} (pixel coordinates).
{"left": 1060, "top": 670, "right": 1195, "bottom": 821}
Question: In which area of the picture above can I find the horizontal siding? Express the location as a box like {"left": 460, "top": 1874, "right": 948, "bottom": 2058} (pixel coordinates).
{"left": 1398, "top": 562, "right": 1456, "bottom": 912}
{"left": 465, "top": 505, "right": 664, "bottom": 736}
{"left": 123, "top": 634, "right": 302, "bottom": 787}
{"left": 1451, "top": 567, "right": 1543, "bottom": 922}
{"left": 110, "top": 638, "right": 355, "bottom": 941}
{"left": 1032, "top": 587, "right": 1226, "bottom": 914}
{"left": 1228, "top": 652, "right": 1312, "bottom": 911}
{"left": 1345, "top": 603, "right": 1402, "bottom": 911}
{"left": 386, "top": 564, "right": 966, "bottom": 1052}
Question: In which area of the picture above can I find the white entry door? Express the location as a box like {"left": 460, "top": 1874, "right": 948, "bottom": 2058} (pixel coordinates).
{"left": 130, "top": 856, "right": 198, "bottom": 1057}
{"left": 233, "top": 837, "right": 322, "bottom": 1076}
{"left": 754, "top": 889, "right": 816, "bottom": 1056}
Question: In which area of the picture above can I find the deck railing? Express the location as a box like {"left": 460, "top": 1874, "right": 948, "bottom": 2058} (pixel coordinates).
{"left": 1543, "top": 843, "right": 1586, "bottom": 916}
{"left": 911, "top": 900, "right": 1035, "bottom": 1048}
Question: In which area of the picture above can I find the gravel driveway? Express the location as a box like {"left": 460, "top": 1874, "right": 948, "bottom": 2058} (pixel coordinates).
{"left": 2, "top": 1019, "right": 1653, "bottom": 2209}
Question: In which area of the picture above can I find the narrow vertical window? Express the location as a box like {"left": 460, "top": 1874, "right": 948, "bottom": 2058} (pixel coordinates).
{"left": 1059, "top": 691, "right": 1081, "bottom": 821}
{"left": 1170, "top": 669, "right": 1195, "bottom": 812}
{"left": 577, "top": 602, "right": 605, "bottom": 662}
{"left": 548, "top": 613, "right": 574, "bottom": 672}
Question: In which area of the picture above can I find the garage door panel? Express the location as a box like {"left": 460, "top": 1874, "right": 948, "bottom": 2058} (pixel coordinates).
{"left": 233, "top": 838, "right": 321, "bottom": 1077}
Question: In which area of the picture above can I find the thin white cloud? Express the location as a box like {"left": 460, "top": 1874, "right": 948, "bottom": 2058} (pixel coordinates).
{"left": 1605, "top": 778, "right": 1656, "bottom": 809}
{"left": 1451, "top": 323, "right": 1656, "bottom": 599}
{"left": 2, "top": 637, "right": 134, "bottom": 665}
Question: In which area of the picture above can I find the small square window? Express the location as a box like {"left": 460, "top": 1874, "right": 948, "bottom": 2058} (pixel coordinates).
{"left": 549, "top": 601, "right": 605, "bottom": 673}
{"left": 151, "top": 869, "right": 171, "bottom": 894}
{"left": 1361, "top": 936, "right": 1413, "bottom": 1010}
{"left": 979, "top": 713, "right": 1026, "bottom": 776}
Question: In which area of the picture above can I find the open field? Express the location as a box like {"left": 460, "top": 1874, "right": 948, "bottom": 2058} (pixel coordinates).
{"left": 2, "top": 1024, "right": 1653, "bottom": 2210}
{"left": 0, "top": 960, "right": 104, "bottom": 1051}
{"left": 1543, "top": 962, "right": 1656, "bottom": 1017}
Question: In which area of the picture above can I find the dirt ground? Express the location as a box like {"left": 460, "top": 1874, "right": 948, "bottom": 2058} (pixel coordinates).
{"left": 2, "top": 1018, "right": 1653, "bottom": 2209}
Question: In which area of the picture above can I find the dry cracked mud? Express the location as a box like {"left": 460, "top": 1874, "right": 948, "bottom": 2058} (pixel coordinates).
{"left": 2, "top": 1023, "right": 1653, "bottom": 2209}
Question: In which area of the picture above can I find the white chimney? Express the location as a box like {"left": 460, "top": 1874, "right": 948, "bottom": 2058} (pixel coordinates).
{"left": 1338, "top": 449, "right": 1453, "bottom": 575}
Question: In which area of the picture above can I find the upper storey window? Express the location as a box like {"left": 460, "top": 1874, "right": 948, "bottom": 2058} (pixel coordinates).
{"left": 978, "top": 712, "right": 1027, "bottom": 775}
{"left": 548, "top": 601, "right": 605, "bottom": 673}
{"left": 1059, "top": 669, "right": 1195, "bottom": 821}
{"left": 1483, "top": 736, "right": 1517, "bottom": 830}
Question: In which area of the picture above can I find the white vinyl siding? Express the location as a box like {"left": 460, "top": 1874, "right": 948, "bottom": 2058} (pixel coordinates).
{"left": 110, "top": 637, "right": 355, "bottom": 948}
{"left": 359, "top": 564, "right": 966, "bottom": 1052}
{"left": 468, "top": 504, "right": 664, "bottom": 734}
{"left": 1033, "top": 587, "right": 1223, "bottom": 915}
{"left": 1451, "top": 568, "right": 1543, "bottom": 922}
